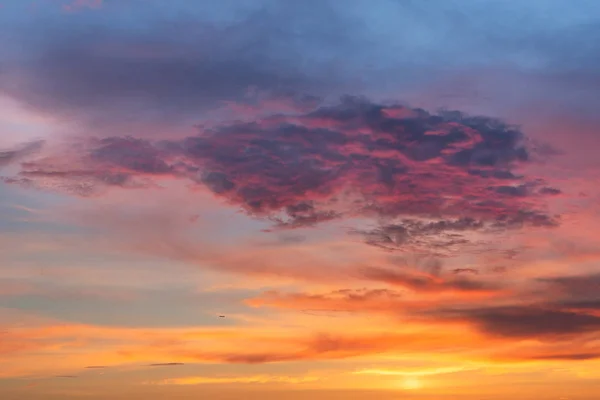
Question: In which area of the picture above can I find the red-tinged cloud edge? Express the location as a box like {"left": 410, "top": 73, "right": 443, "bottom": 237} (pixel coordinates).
{"left": 1, "top": 95, "right": 561, "bottom": 256}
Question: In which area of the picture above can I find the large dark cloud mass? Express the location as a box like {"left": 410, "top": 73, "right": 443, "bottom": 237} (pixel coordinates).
{"left": 418, "top": 271, "right": 600, "bottom": 339}
{"left": 1, "top": 95, "right": 560, "bottom": 256}
{"left": 0, "top": 1, "right": 365, "bottom": 128}
{"left": 179, "top": 97, "right": 559, "bottom": 233}
{"left": 431, "top": 305, "right": 600, "bottom": 339}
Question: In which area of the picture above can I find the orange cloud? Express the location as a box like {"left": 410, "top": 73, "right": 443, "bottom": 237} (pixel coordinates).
{"left": 0, "top": 310, "right": 492, "bottom": 378}
{"left": 152, "top": 375, "right": 319, "bottom": 386}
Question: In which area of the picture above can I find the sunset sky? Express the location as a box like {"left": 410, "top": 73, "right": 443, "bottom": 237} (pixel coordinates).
{"left": 2, "top": 1, "right": 600, "bottom": 399}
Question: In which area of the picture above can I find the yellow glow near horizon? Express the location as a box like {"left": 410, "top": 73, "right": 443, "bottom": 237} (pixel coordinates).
{"left": 400, "top": 377, "right": 423, "bottom": 390}
{"left": 154, "top": 375, "right": 320, "bottom": 386}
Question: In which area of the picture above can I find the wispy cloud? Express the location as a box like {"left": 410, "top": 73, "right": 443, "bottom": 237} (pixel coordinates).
{"left": 148, "top": 362, "right": 185, "bottom": 367}
{"left": 0, "top": 140, "right": 45, "bottom": 167}
{"left": 152, "top": 374, "right": 319, "bottom": 385}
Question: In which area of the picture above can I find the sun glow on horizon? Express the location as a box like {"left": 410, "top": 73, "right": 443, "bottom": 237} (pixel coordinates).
{"left": 400, "top": 377, "right": 424, "bottom": 390}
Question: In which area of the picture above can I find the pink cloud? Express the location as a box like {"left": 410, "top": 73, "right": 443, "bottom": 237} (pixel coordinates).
{"left": 2, "top": 96, "right": 561, "bottom": 258}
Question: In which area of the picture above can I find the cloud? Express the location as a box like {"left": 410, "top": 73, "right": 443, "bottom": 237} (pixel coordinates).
{"left": 246, "top": 288, "right": 406, "bottom": 313}
{"left": 453, "top": 268, "right": 479, "bottom": 275}
{"left": 148, "top": 362, "right": 185, "bottom": 367}
{"left": 360, "top": 267, "right": 500, "bottom": 294}
{"left": 540, "top": 273, "right": 600, "bottom": 299}
{"left": 248, "top": 271, "right": 600, "bottom": 342}
{"left": 436, "top": 306, "right": 600, "bottom": 338}
{"left": 187, "top": 98, "right": 544, "bottom": 229}
{"left": 5, "top": 310, "right": 600, "bottom": 379}
{"left": 153, "top": 374, "right": 319, "bottom": 385}
{"left": 532, "top": 352, "right": 600, "bottom": 361}
{"left": 558, "top": 300, "right": 600, "bottom": 311}
{"left": 3, "top": 319, "right": 465, "bottom": 372}
{"left": 3, "top": 96, "right": 560, "bottom": 254}
{"left": 180, "top": 330, "right": 475, "bottom": 364}
{"left": 0, "top": 140, "right": 45, "bottom": 167}
{"left": 0, "top": 1, "right": 360, "bottom": 130}
{"left": 531, "top": 273, "right": 600, "bottom": 316}
{"left": 352, "top": 217, "right": 485, "bottom": 255}
{"left": 0, "top": 137, "right": 173, "bottom": 195}
{"left": 0, "top": 329, "right": 54, "bottom": 359}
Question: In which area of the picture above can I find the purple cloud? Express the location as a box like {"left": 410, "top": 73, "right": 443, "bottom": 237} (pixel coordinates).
{"left": 2, "top": 96, "right": 560, "bottom": 253}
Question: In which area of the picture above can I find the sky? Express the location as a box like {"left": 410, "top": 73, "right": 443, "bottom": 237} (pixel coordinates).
{"left": 1, "top": 0, "right": 600, "bottom": 399}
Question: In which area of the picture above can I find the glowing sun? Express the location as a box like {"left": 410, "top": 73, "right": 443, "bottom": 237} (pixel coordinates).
{"left": 401, "top": 377, "right": 423, "bottom": 390}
